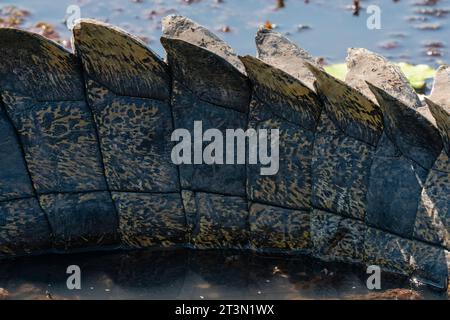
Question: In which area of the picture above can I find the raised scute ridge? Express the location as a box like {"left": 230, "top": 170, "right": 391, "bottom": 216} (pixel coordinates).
{"left": 255, "top": 28, "right": 321, "bottom": 92}
{"left": 368, "top": 82, "right": 443, "bottom": 169}
{"left": 0, "top": 28, "right": 84, "bottom": 101}
{"left": 73, "top": 18, "right": 185, "bottom": 250}
{"left": 239, "top": 55, "right": 321, "bottom": 130}
{"left": 161, "top": 37, "right": 250, "bottom": 113}
{"left": 0, "top": 29, "right": 107, "bottom": 194}
{"left": 430, "top": 65, "right": 450, "bottom": 108}
{"left": 73, "top": 19, "right": 170, "bottom": 101}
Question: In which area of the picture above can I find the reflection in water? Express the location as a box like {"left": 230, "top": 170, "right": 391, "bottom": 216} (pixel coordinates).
{"left": 0, "top": 249, "right": 447, "bottom": 300}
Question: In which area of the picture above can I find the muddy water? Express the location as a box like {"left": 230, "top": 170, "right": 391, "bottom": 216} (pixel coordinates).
{"left": 0, "top": 249, "right": 447, "bottom": 300}
{"left": 2, "top": 0, "right": 450, "bottom": 65}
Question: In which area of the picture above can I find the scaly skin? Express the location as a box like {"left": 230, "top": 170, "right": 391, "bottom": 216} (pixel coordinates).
{"left": 0, "top": 16, "right": 448, "bottom": 290}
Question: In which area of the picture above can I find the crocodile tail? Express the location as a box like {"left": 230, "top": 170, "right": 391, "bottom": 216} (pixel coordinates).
{"left": 0, "top": 16, "right": 448, "bottom": 290}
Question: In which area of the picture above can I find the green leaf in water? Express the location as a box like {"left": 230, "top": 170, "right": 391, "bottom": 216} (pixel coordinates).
{"left": 397, "top": 62, "right": 436, "bottom": 90}
{"left": 324, "top": 63, "right": 347, "bottom": 81}
{"left": 324, "top": 62, "right": 436, "bottom": 91}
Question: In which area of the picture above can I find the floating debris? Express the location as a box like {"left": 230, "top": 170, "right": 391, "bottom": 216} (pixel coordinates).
{"left": 347, "top": 289, "right": 423, "bottom": 300}
{"left": 423, "top": 40, "right": 445, "bottom": 48}
{"left": 315, "top": 57, "right": 327, "bottom": 66}
{"left": 324, "top": 63, "right": 348, "bottom": 81}
{"left": 378, "top": 40, "right": 400, "bottom": 50}
{"left": 397, "top": 62, "right": 436, "bottom": 90}
{"left": 405, "top": 15, "right": 429, "bottom": 22}
{"left": 32, "top": 22, "right": 60, "bottom": 39}
{"left": 0, "top": 288, "right": 9, "bottom": 300}
{"left": 425, "top": 48, "right": 443, "bottom": 56}
{"left": 414, "top": 0, "right": 439, "bottom": 5}
{"left": 224, "top": 255, "right": 239, "bottom": 263}
{"left": 276, "top": 0, "right": 286, "bottom": 10}
{"left": 263, "top": 20, "right": 277, "bottom": 30}
{"left": 272, "top": 266, "right": 281, "bottom": 274}
{"left": 45, "top": 291, "right": 53, "bottom": 300}
{"left": 297, "top": 24, "right": 311, "bottom": 32}
{"left": 388, "top": 32, "right": 408, "bottom": 38}
{"left": 352, "top": 0, "right": 361, "bottom": 16}
{"left": 325, "top": 62, "right": 436, "bottom": 91}
{"left": 0, "top": 5, "right": 30, "bottom": 27}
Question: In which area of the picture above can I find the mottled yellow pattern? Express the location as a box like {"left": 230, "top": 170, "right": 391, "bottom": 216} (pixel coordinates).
{"left": 190, "top": 192, "right": 248, "bottom": 249}
{"left": 311, "top": 209, "right": 366, "bottom": 263}
{"left": 414, "top": 151, "right": 450, "bottom": 249}
{"left": 249, "top": 203, "right": 310, "bottom": 252}
{"left": 312, "top": 113, "right": 374, "bottom": 220}
{"left": 85, "top": 79, "right": 179, "bottom": 193}
{"left": 306, "top": 63, "right": 383, "bottom": 145}
{"left": 427, "top": 98, "right": 450, "bottom": 156}
{"left": 6, "top": 100, "right": 106, "bottom": 193}
{"left": 113, "top": 192, "right": 186, "bottom": 249}
{"left": 241, "top": 55, "right": 321, "bottom": 130}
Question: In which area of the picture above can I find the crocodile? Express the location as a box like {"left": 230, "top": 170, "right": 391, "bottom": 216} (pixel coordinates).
{"left": 0, "top": 15, "right": 448, "bottom": 291}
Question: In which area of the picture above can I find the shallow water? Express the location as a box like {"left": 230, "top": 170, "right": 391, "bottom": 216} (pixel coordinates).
{"left": 0, "top": 249, "right": 447, "bottom": 300}
{"left": 2, "top": 0, "right": 450, "bottom": 66}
